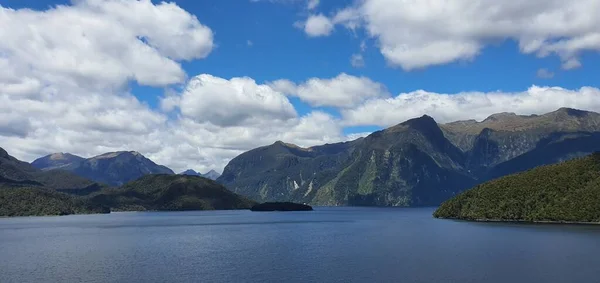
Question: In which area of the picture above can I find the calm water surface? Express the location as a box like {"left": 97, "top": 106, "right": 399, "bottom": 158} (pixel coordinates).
{"left": 1, "top": 207, "right": 599, "bottom": 283}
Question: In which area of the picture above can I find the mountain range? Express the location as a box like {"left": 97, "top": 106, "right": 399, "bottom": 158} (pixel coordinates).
{"left": 32, "top": 151, "right": 174, "bottom": 186}
{"left": 217, "top": 108, "right": 600, "bottom": 206}
{"left": 1, "top": 147, "right": 103, "bottom": 192}
{"left": 180, "top": 169, "right": 221, "bottom": 180}
{"left": 0, "top": 147, "right": 253, "bottom": 216}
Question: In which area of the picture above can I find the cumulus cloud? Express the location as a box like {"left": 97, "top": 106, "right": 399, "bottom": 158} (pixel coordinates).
{"left": 303, "top": 0, "right": 600, "bottom": 70}
{"left": 270, "top": 73, "right": 388, "bottom": 108}
{"left": 342, "top": 86, "right": 600, "bottom": 127}
{"left": 169, "top": 74, "right": 297, "bottom": 127}
{"left": 302, "top": 14, "right": 334, "bottom": 37}
{"left": 0, "top": 0, "right": 214, "bottom": 89}
{"left": 307, "top": 0, "right": 319, "bottom": 10}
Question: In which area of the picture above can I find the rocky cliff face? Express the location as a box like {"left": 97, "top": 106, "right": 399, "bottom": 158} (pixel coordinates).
{"left": 218, "top": 108, "right": 600, "bottom": 206}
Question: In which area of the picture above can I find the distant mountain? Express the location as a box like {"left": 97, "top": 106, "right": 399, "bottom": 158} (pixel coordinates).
{"left": 89, "top": 174, "right": 256, "bottom": 211}
{"left": 180, "top": 169, "right": 201, "bottom": 176}
{"left": 1, "top": 147, "right": 102, "bottom": 192}
{"left": 202, "top": 170, "right": 221, "bottom": 180}
{"left": 31, "top": 153, "right": 84, "bottom": 171}
{"left": 33, "top": 151, "right": 174, "bottom": 186}
{"left": 0, "top": 147, "right": 254, "bottom": 217}
{"left": 440, "top": 107, "right": 600, "bottom": 171}
{"left": 180, "top": 169, "right": 220, "bottom": 180}
{"left": 218, "top": 108, "right": 600, "bottom": 206}
{"left": 434, "top": 153, "right": 600, "bottom": 223}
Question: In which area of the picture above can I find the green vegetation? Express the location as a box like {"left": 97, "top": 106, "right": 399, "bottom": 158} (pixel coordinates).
{"left": 220, "top": 108, "right": 600, "bottom": 207}
{"left": 89, "top": 174, "right": 257, "bottom": 211}
{"left": 1, "top": 147, "right": 255, "bottom": 217}
{"left": 0, "top": 186, "right": 109, "bottom": 217}
{"left": 434, "top": 153, "right": 600, "bottom": 222}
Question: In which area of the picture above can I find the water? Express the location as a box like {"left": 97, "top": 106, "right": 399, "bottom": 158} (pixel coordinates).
{"left": 1, "top": 207, "right": 599, "bottom": 283}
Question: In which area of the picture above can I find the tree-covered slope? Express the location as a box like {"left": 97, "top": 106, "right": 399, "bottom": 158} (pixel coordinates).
{"left": 434, "top": 153, "right": 600, "bottom": 222}
{"left": 0, "top": 186, "right": 109, "bottom": 217}
{"left": 90, "top": 174, "right": 256, "bottom": 211}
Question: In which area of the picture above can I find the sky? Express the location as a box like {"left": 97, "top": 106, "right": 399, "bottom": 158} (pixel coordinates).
{"left": 1, "top": 0, "right": 600, "bottom": 173}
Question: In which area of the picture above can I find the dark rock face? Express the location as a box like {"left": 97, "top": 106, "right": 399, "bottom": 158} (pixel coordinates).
{"left": 218, "top": 108, "right": 600, "bottom": 207}
{"left": 250, "top": 202, "right": 313, "bottom": 211}
{"left": 33, "top": 151, "right": 174, "bottom": 186}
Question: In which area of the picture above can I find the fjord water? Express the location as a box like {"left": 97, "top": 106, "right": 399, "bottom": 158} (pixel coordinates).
{"left": 1, "top": 208, "right": 598, "bottom": 283}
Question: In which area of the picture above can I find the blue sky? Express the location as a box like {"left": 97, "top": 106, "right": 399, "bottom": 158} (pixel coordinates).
{"left": 6, "top": 0, "right": 599, "bottom": 109}
{"left": 1, "top": 0, "right": 600, "bottom": 172}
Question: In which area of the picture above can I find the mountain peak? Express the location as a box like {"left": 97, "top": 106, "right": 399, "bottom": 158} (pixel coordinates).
{"left": 398, "top": 114, "right": 438, "bottom": 129}
{"left": 180, "top": 169, "right": 201, "bottom": 176}
{"left": 202, "top": 169, "right": 221, "bottom": 180}
{"left": 483, "top": 112, "right": 518, "bottom": 122}
{"left": 31, "top": 152, "right": 85, "bottom": 171}
{"left": 552, "top": 107, "right": 589, "bottom": 117}
{"left": 49, "top": 152, "right": 78, "bottom": 160}
{"left": 92, "top": 151, "right": 143, "bottom": 160}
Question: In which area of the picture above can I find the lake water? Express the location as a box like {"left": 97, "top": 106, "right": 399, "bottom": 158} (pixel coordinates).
{"left": 1, "top": 207, "right": 599, "bottom": 283}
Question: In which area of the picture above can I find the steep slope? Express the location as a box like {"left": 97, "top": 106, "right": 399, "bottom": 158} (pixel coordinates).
{"left": 90, "top": 175, "right": 256, "bottom": 211}
{"left": 219, "top": 116, "right": 476, "bottom": 206}
{"left": 434, "top": 153, "right": 600, "bottom": 222}
{"left": 31, "top": 153, "right": 84, "bottom": 171}
{"left": 0, "top": 147, "right": 102, "bottom": 192}
{"left": 219, "top": 108, "right": 600, "bottom": 207}
{"left": 36, "top": 151, "right": 175, "bottom": 186}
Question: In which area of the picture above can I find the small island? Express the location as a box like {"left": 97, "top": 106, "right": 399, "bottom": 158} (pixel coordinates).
{"left": 434, "top": 153, "right": 600, "bottom": 224}
{"left": 250, "top": 202, "right": 313, "bottom": 212}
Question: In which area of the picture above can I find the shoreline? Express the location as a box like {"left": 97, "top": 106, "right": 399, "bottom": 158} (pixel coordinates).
{"left": 437, "top": 216, "right": 600, "bottom": 226}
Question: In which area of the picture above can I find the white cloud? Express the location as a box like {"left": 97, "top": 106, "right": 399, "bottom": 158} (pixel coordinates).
{"left": 307, "top": 0, "right": 319, "bottom": 10}
{"left": 270, "top": 73, "right": 388, "bottom": 108}
{"left": 302, "top": 14, "right": 334, "bottom": 37}
{"left": 303, "top": 0, "right": 600, "bottom": 70}
{"left": 350, "top": 54, "right": 365, "bottom": 68}
{"left": 342, "top": 86, "right": 600, "bottom": 127}
{"left": 0, "top": 0, "right": 214, "bottom": 89}
{"left": 171, "top": 74, "right": 297, "bottom": 127}
{"left": 151, "top": 110, "right": 347, "bottom": 173}
{"left": 536, "top": 68, "right": 555, "bottom": 79}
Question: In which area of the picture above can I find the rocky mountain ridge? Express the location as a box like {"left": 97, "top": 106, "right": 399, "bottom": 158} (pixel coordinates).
{"left": 218, "top": 108, "right": 600, "bottom": 206}
{"left": 33, "top": 151, "right": 174, "bottom": 186}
